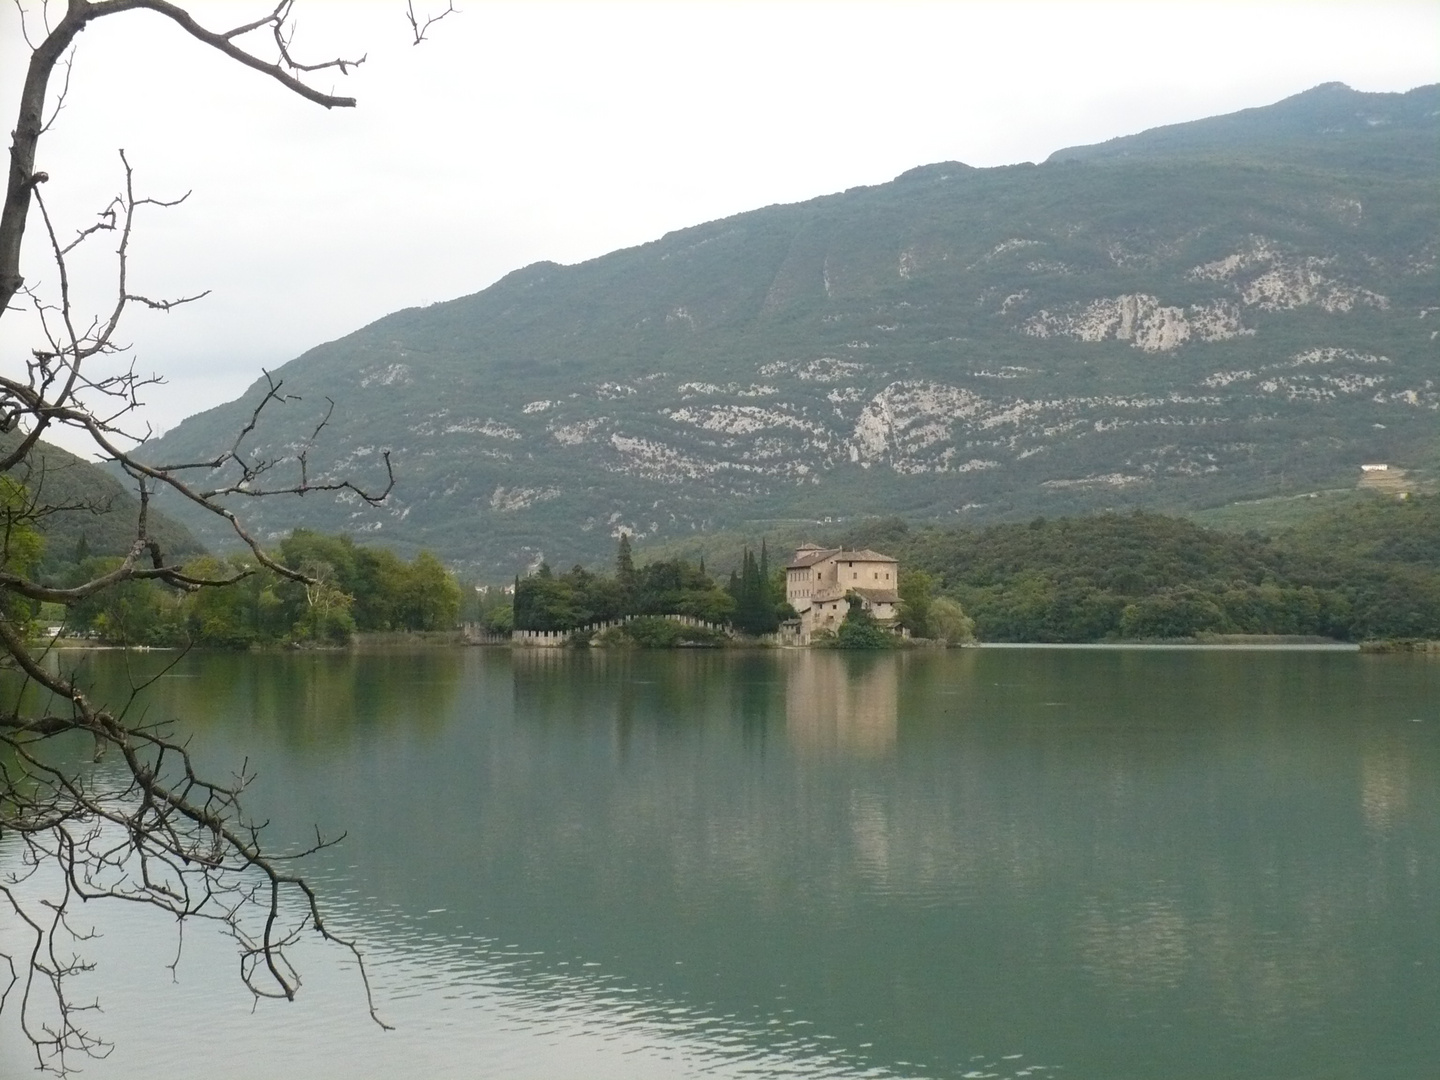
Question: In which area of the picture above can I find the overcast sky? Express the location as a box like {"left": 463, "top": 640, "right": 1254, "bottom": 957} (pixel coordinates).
{"left": 2, "top": 0, "right": 1436, "bottom": 451}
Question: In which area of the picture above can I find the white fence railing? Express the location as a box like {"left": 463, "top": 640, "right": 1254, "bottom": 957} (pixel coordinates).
{"left": 508, "top": 614, "right": 732, "bottom": 647}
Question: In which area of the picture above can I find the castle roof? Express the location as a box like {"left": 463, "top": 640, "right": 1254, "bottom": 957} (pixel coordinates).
{"left": 840, "top": 549, "right": 898, "bottom": 564}
{"left": 802, "top": 584, "right": 902, "bottom": 607}
{"left": 787, "top": 546, "right": 840, "bottom": 569}
{"left": 850, "top": 587, "right": 901, "bottom": 605}
{"left": 786, "top": 546, "right": 900, "bottom": 570}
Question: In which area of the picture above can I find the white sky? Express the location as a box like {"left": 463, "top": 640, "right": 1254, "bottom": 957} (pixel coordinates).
{"left": 2, "top": 0, "right": 1437, "bottom": 451}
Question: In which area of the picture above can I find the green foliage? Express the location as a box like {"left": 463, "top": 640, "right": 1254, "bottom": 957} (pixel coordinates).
{"left": 515, "top": 536, "right": 733, "bottom": 633}
{"left": 461, "top": 580, "right": 515, "bottom": 627}
{"left": 277, "top": 531, "right": 461, "bottom": 634}
{"left": 183, "top": 556, "right": 286, "bottom": 647}
{"left": 63, "top": 556, "right": 184, "bottom": 645}
{"left": 837, "top": 498, "right": 1440, "bottom": 642}
{"left": 927, "top": 596, "right": 975, "bottom": 644}
{"left": 727, "top": 545, "right": 779, "bottom": 636}
{"left": 616, "top": 533, "right": 637, "bottom": 596}
{"left": 292, "top": 601, "right": 356, "bottom": 645}
{"left": 0, "top": 430, "right": 203, "bottom": 582}
{"left": 1186, "top": 489, "right": 1371, "bottom": 534}
{"left": 635, "top": 558, "right": 733, "bottom": 622}
{"left": 480, "top": 602, "right": 514, "bottom": 634}
{"left": 831, "top": 594, "right": 894, "bottom": 649}
{"left": 598, "top": 616, "right": 726, "bottom": 648}
{"left": 897, "top": 569, "right": 934, "bottom": 638}
{"left": 0, "top": 477, "right": 44, "bottom": 632}
{"left": 58, "top": 532, "right": 462, "bottom": 647}
{"left": 1278, "top": 493, "right": 1440, "bottom": 569}
{"left": 1119, "top": 590, "right": 1228, "bottom": 640}
{"left": 394, "top": 551, "right": 461, "bottom": 631}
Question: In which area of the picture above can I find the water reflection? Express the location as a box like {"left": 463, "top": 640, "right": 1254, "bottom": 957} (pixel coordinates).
{"left": 507, "top": 648, "right": 903, "bottom": 756}
{"left": 1075, "top": 892, "right": 1191, "bottom": 994}
{"left": 1, "top": 648, "right": 1436, "bottom": 1080}
{"left": 785, "top": 652, "right": 898, "bottom": 756}
{"left": 1360, "top": 735, "right": 1411, "bottom": 831}
{"left": 26, "top": 647, "right": 467, "bottom": 747}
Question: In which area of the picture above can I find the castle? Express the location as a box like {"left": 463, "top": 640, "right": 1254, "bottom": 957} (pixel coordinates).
{"left": 784, "top": 544, "right": 901, "bottom": 643}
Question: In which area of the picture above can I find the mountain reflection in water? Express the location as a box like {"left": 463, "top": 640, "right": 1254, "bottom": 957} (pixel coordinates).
{"left": 1, "top": 647, "right": 1435, "bottom": 1080}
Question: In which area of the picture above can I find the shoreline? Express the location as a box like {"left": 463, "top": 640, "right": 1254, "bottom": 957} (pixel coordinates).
{"left": 977, "top": 641, "right": 1361, "bottom": 652}
{"left": 41, "top": 634, "right": 1438, "bottom": 654}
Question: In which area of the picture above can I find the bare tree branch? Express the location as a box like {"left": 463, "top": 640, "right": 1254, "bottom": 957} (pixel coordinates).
{"left": 2, "top": 0, "right": 361, "bottom": 318}
{"left": 406, "top": 0, "right": 457, "bottom": 45}
{"left": 0, "top": 1, "right": 460, "bottom": 1071}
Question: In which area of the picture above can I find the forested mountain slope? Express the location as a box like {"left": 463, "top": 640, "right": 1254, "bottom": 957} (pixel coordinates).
{"left": 137, "top": 83, "right": 1439, "bottom": 575}
{"left": 0, "top": 430, "right": 203, "bottom": 577}
{"left": 838, "top": 495, "right": 1440, "bottom": 642}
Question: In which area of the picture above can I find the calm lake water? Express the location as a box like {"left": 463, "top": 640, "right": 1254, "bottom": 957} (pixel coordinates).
{"left": 2, "top": 646, "right": 1437, "bottom": 1079}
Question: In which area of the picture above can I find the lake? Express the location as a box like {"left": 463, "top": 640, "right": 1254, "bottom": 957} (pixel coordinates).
{"left": 2, "top": 646, "right": 1436, "bottom": 1079}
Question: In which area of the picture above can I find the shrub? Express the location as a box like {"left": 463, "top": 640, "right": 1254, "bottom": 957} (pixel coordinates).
{"left": 832, "top": 597, "right": 894, "bottom": 649}
{"left": 603, "top": 617, "right": 726, "bottom": 648}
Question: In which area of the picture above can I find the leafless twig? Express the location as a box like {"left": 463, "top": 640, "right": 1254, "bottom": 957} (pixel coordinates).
{"left": 0, "top": 1, "right": 452, "bottom": 1072}
{"left": 406, "top": 0, "right": 457, "bottom": 45}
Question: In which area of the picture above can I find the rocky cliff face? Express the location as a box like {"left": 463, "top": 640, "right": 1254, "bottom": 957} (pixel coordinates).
{"left": 139, "top": 83, "right": 1439, "bottom": 574}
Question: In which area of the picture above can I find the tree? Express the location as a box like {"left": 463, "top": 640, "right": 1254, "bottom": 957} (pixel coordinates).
{"left": 481, "top": 601, "right": 514, "bottom": 634}
{"left": 396, "top": 550, "right": 461, "bottom": 631}
{"left": 897, "top": 569, "right": 934, "bottom": 638}
{"left": 291, "top": 557, "right": 358, "bottom": 643}
{"left": 834, "top": 592, "right": 893, "bottom": 649}
{"left": 728, "top": 545, "right": 778, "bottom": 635}
{"left": 0, "top": 3, "right": 451, "bottom": 1071}
{"left": 615, "top": 532, "right": 637, "bottom": 600}
{"left": 513, "top": 567, "right": 579, "bottom": 631}
{"left": 928, "top": 596, "right": 976, "bottom": 644}
{"left": 351, "top": 545, "right": 408, "bottom": 630}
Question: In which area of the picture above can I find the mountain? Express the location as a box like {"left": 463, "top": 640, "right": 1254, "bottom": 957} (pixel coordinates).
{"left": 1048, "top": 82, "right": 1439, "bottom": 167}
{"left": 0, "top": 430, "right": 204, "bottom": 575}
{"left": 137, "top": 83, "right": 1439, "bottom": 576}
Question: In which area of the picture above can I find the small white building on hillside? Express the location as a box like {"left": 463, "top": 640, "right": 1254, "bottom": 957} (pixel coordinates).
{"left": 784, "top": 544, "right": 901, "bottom": 643}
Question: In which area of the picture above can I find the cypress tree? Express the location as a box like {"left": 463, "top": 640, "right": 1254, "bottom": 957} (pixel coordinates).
{"left": 758, "top": 539, "right": 770, "bottom": 610}
{"left": 731, "top": 547, "right": 776, "bottom": 635}
{"left": 616, "top": 533, "right": 637, "bottom": 597}
{"left": 742, "top": 549, "right": 758, "bottom": 633}
{"left": 757, "top": 538, "right": 779, "bottom": 633}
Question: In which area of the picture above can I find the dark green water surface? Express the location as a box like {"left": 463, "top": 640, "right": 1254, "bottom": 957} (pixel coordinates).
{"left": 2, "top": 647, "right": 1436, "bottom": 1078}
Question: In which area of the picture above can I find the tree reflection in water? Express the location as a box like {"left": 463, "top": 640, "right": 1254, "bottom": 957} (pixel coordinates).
{"left": 1, "top": 647, "right": 1433, "bottom": 1080}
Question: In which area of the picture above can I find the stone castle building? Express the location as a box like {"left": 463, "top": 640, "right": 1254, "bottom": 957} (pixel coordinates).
{"left": 784, "top": 544, "right": 901, "bottom": 643}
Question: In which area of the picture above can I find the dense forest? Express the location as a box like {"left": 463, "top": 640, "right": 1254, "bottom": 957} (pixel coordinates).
{"left": 42, "top": 531, "right": 462, "bottom": 647}
{"left": 836, "top": 494, "right": 1440, "bottom": 642}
